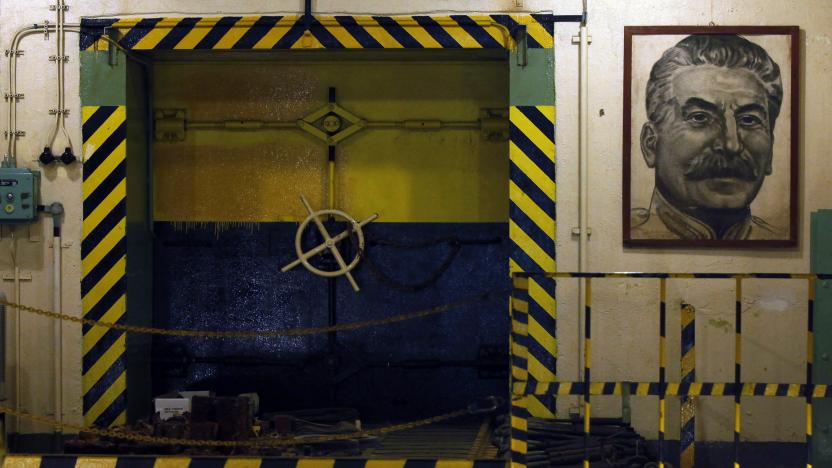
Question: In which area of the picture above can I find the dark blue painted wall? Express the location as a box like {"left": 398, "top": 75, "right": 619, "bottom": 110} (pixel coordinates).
{"left": 152, "top": 222, "right": 510, "bottom": 420}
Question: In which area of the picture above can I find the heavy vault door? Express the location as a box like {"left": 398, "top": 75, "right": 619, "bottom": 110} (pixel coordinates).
{"left": 151, "top": 53, "right": 512, "bottom": 420}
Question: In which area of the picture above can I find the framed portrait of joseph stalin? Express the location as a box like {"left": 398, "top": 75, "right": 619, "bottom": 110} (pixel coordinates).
{"left": 623, "top": 26, "right": 799, "bottom": 247}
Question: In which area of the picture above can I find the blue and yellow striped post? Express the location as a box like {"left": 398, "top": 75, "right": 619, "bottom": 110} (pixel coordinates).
{"left": 734, "top": 278, "right": 743, "bottom": 468}
{"left": 507, "top": 17, "right": 557, "bottom": 423}
{"left": 680, "top": 303, "right": 696, "bottom": 468}
{"left": 583, "top": 277, "right": 592, "bottom": 468}
{"left": 511, "top": 276, "right": 531, "bottom": 467}
{"left": 509, "top": 103, "right": 557, "bottom": 421}
{"left": 81, "top": 105, "right": 128, "bottom": 428}
{"left": 807, "top": 278, "right": 815, "bottom": 468}
{"left": 659, "top": 278, "right": 667, "bottom": 468}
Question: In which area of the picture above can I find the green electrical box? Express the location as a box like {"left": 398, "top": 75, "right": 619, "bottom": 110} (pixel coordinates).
{"left": 0, "top": 168, "right": 40, "bottom": 223}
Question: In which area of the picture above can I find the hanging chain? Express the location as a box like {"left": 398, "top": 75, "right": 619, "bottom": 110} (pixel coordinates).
{"left": 0, "top": 288, "right": 506, "bottom": 338}
{"left": 0, "top": 404, "right": 474, "bottom": 447}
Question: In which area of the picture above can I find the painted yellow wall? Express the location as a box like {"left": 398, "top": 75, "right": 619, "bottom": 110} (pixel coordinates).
{"left": 152, "top": 56, "right": 509, "bottom": 223}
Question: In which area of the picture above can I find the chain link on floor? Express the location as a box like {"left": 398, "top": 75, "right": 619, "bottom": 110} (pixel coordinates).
{"left": 0, "top": 404, "right": 476, "bottom": 447}
{"left": 0, "top": 288, "right": 506, "bottom": 338}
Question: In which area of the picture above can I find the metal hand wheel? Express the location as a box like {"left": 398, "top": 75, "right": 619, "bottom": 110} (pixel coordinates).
{"left": 280, "top": 195, "right": 378, "bottom": 292}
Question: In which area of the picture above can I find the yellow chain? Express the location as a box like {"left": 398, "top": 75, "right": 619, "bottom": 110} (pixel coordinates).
{"left": 0, "top": 289, "right": 504, "bottom": 338}
{"left": 0, "top": 404, "right": 469, "bottom": 447}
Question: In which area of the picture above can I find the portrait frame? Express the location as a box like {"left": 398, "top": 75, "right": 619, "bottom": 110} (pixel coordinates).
{"left": 623, "top": 26, "right": 800, "bottom": 248}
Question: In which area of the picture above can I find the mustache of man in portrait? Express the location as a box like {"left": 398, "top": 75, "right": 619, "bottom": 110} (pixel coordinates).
{"left": 631, "top": 34, "right": 786, "bottom": 240}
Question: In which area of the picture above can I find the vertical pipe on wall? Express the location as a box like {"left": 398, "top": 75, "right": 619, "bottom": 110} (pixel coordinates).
{"left": 12, "top": 233, "right": 20, "bottom": 434}
{"left": 53, "top": 218, "right": 62, "bottom": 443}
{"left": 4, "top": 25, "right": 78, "bottom": 164}
{"left": 577, "top": 2, "right": 590, "bottom": 388}
{"left": 49, "top": 0, "right": 73, "bottom": 156}
{"left": 46, "top": 203, "right": 64, "bottom": 445}
{"left": 5, "top": 27, "right": 40, "bottom": 165}
{"left": 734, "top": 278, "right": 743, "bottom": 468}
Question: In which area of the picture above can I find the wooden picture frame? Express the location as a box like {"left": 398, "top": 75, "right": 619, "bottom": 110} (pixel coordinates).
{"left": 623, "top": 26, "right": 799, "bottom": 247}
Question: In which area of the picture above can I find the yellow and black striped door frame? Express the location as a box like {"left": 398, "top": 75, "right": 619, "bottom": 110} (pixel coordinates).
{"left": 78, "top": 15, "right": 558, "bottom": 443}
{"left": 79, "top": 15, "right": 555, "bottom": 51}
{"left": 81, "top": 105, "right": 128, "bottom": 428}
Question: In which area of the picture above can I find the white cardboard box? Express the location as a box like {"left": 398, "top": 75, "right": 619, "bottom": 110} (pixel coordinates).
{"left": 154, "top": 398, "right": 190, "bottom": 420}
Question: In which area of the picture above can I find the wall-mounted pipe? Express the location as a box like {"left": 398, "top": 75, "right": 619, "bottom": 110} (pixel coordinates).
{"left": 577, "top": 1, "right": 590, "bottom": 386}
{"left": 47, "top": 0, "right": 75, "bottom": 161}
{"left": 4, "top": 23, "right": 81, "bottom": 166}
{"left": 39, "top": 203, "right": 64, "bottom": 446}
{"left": 186, "top": 119, "right": 485, "bottom": 131}
{"left": 0, "top": 291, "right": 5, "bottom": 444}
{"left": 0, "top": 292, "right": 6, "bottom": 404}
{"left": 5, "top": 26, "right": 40, "bottom": 166}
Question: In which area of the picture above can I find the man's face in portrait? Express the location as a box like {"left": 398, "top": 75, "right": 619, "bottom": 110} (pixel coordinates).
{"left": 641, "top": 64, "right": 775, "bottom": 212}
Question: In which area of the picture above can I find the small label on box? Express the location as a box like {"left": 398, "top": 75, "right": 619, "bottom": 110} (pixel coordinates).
{"left": 154, "top": 398, "right": 191, "bottom": 420}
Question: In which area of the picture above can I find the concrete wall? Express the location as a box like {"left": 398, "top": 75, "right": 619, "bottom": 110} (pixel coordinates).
{"left": 0, "top": 0, "right": 830, "bottom": 442}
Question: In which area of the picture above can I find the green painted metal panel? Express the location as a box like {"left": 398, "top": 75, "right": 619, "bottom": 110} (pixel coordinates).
{"left": 812, "top": 209, "right": 832, "bottom": 464}
{"left": 79, "top": 51, "right": 127, "bottom": 106}
{"left": 124, "top": 58, "right": 153, "bottom": 423}
{"left": 510, "top": 48, "right": 554, "bottom": 106}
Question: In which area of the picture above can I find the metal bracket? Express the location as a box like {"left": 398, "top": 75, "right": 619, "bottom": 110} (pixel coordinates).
{"left": 4, "top": 93, "right": 24, "bottom": 101}
{"left": 3, "top": 131, "right": 25, "bottom": 138}
{"left": 299, "top": 101, "right": 366, "bottom": 145}
{"left": 48, "top": 109, "right": 69, "bottom": 116}
{"left": 571, "top": 227, "right": 592, "bottom": 237}
{"left": 1, "top": 271, "right": 32, "bottom": 282}
{"left": 105, "top": 27, "right": 119, "bottom": 66}
{"left": 4, "top": 50, "right": 24, "bottom": 57}
{"left": 571, "top": 35, "right": 593, "bottom": 45}
{"left": 480, "top": 108, "right": 509, "bottom": 142}
{"left": 514, "top": 25, "right": 528, "bottom": 67}
{"left": 154, "top": 109, "right": 186, "bottom": 142}
{"left": 48, "top": 3, "right": 69, "bottom": 10}
{"left": 48, "top": 55, "right": 69, "bottom": 62}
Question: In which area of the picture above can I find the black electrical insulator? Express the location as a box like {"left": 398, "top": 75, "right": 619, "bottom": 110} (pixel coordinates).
{"left": 39, "top": 147, "right": 55, "bottom": 165}
{"left": 59, "top": 147, "right": 76, "bottom": 165}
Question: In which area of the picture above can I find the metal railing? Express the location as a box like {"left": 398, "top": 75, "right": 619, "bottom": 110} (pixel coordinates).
{"left": 510, "top": 272, "right": 832, "bottom": 468}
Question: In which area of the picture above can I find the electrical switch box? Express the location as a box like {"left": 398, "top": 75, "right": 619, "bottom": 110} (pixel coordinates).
{"left": 0, "top": 168, "right": 40, "bottom": 224}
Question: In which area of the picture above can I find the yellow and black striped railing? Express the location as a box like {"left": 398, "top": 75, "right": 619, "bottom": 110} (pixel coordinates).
{"left": 510, "top": 272, "right": 831, "bottom": 468}
{"left": 1, "top": 456, "right": 506, "bottom": 468}
{"left": 513, "top": 272, "right": 832, "bottom": 280}
{"left": 512, "top": 381, "right": 832, "bottom": 397}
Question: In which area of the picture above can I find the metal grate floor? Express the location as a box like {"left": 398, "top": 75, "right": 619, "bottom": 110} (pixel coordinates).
{"left": 367, "top": 419, "right": 500, "bottom": 459}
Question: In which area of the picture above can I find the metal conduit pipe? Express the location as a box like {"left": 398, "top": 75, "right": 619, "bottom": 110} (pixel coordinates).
{"left": 11, "top": 231, "right": 19, "bottom": 435}
{"left": 48, "top": 0, "right": 75, "bottom": 159}
{"left": 45, "top": 202, "right": 64, "bottom": 447}
{"left": 185, "top": 120, "right": 485, "bottom": 130}
{"left": 577, "top": 1, "right": 590, "bottom": 389}
{"left": 5, "top": 26, "right": 40, "bottom": 165}
{"left": 4, "top": 23, "right": 81, "bottom": 164}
